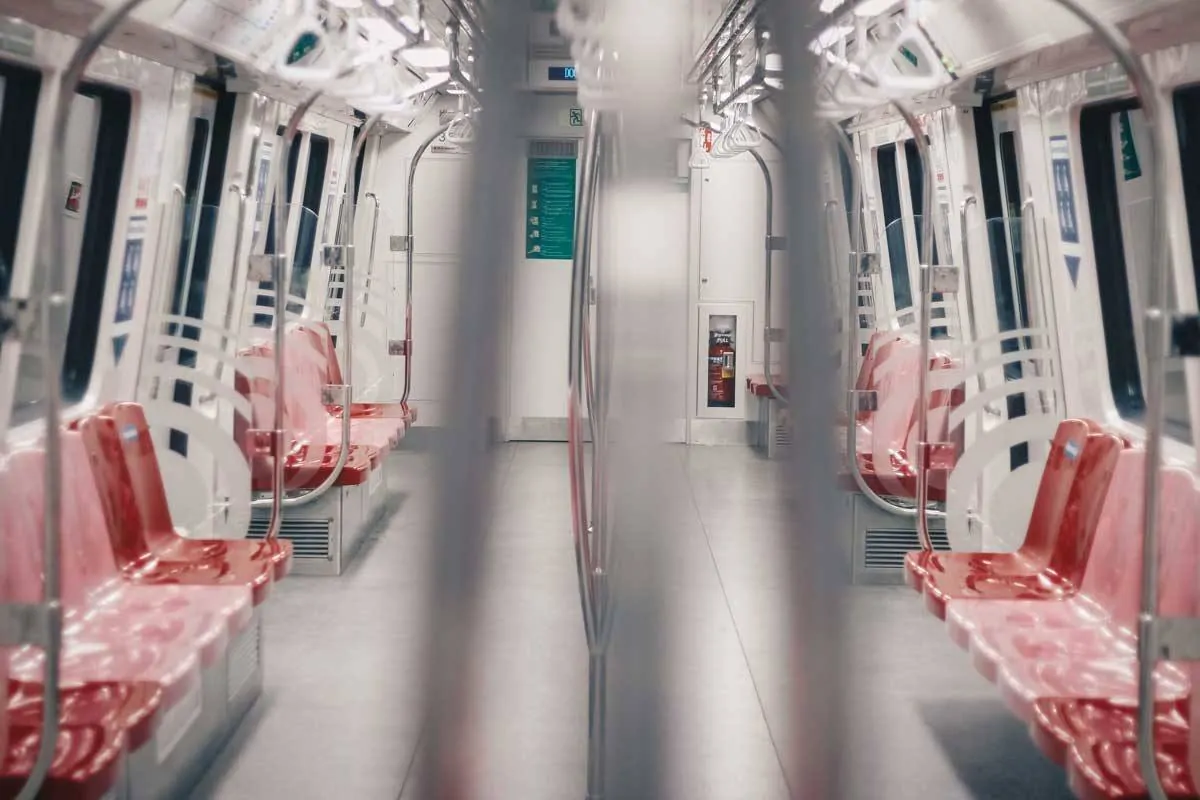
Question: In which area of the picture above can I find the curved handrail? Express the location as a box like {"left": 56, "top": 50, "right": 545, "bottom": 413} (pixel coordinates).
{"left": 32, "top": 0, "right": 161, "bottom": 794}
{"left": 567, "top": 105, "right": 607, "bottom": 800}
{"left": 830, "top": 121, "right": 944, "bottom": 522}
{"left": 359, "top": 191, "right": 381, "bottom": 328}
{"left": 569, "top": 109, "right": 604, "bottom": 642}
{"left": 399, "top": 119, "right": 456, "bottom": 409}
{"left": 680, "top": 116, "right": 787, "bottom": 406}
{"left": 448, "top": 25, "right": 484, "bottom": 107}
{"left": 1020, "top": 2, "right": 1173, "bottom": 797}
{"left": 249, "top": 86, "right": 355, "bottom": 511}
{"left": 891, "top": 99, "right": 937, "bottom": 553}
{"left": 748, "top": 148, "right": 788, "bottom": 406}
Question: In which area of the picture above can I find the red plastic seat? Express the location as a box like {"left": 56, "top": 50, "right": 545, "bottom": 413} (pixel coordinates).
{"left": 982, "top": 462, "right": 1195, "bottom": 723}
{"left": 919, "top": 429, "right": 1122, "bottom": 621}
{"left": 0, "top": 454, "right": 166, "bottom": 799}
{"left": 104, "top": 402, "right": 292, "bottom": 580}
{"left": 235, "top": 341, "right": 382, "bottom": 490}
{"left": 1, "top": 440, "right": 231, "bottom": 791}
{"left": 838, "top": 335, "right": 963, "bottom": 503}
{"left": 303, "top": 321, "right": 416, "bottom": 425}
{"left": 905, "top": 419, "right": 1099, "bottom": 593}
{"left": 2, "top": 679, "right": 163, "bottom": 800}
{"left": 78, "top": 416, "right": 274, "bottom": 607}
{"left": 746, "top": 374, "right": 787, "bottom": 399}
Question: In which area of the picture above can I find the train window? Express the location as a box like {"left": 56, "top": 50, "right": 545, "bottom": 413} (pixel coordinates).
{"left": 254, "top": 128, "right": 302, "bottom": 327}
{"left": 902, "top": 138, "right": 939, "bottom": 265}
{"left": 10, "top": 82, "right": 132, "bottom": 424}
{"left": 903, "top": 137, "right": 947, "bottom": 338}
{"left": 973, "top": 97, "right": 1030, "bottom": 469}
{"left": 876, "top": 142, "right": 913, "bottom": 317}
{"left": 289, "top": 133, "right": 330, "bottom": 314}
{"left": 1081, "top": 99, "right": 1190, "bottom": 441}
{"left": 1174, "top": 84, "right": 1200, "bottom": 309}
{"left": 166, "top": 89, "right": 235, "bottom": 455}
{"left": 0, "top": 61, "right": 41, "bottom": 364}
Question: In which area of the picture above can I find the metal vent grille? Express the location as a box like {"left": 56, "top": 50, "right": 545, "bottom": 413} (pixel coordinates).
{"left": 773, "top": 421, "right": 792, "bottom": 450}
{"left": 228, "top": 621, "right": 261, "bottom": 703}
{"left": 863, "top": 528, "right": 951, "bottom": 571}
{"left": 529, "top": 139, "right": 579, "bottom": 159}
{"left": 247, "top": 516, "right": 332, "bottom": 560}
{"left": 531, "top": 42, "right": 572, "bottom": 59}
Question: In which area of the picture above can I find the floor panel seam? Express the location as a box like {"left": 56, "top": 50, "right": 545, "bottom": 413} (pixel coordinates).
{"left": 683, "top": 461, "right": 795, "bottom": 799}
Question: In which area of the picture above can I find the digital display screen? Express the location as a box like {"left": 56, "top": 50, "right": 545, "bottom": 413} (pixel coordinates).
{"left": 548, "top": 65, "right": 577, "bottom": 81}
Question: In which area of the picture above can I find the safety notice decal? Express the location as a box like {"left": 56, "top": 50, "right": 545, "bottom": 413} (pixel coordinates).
{"left": 114, "top": 215, "right": 149, "bottom": 324}
{"left": 1049, "top": 136, "right": 1080, "bottom": 244}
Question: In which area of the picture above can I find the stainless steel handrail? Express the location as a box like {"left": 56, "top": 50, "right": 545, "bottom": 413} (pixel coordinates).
{"left": 712, "top": 27, "right": 771, "bottom": 116}
{"left": 568, "top": 108, "right": 607, "bottom": 800}
{"left": 448, "top": 25, "right": 484, "bottom": 106}
{"left": 399, "top": 119, "right": 456, "bottom": 410}
{"left": 680, "top": 116, "right": 787, "bottom": 406}
{"left": 30, "top": 0, "right": 157, "bottom": 795}
{"left": 217, "top": 184, "right": 252, "bottom": 384}
{"left": 359, "top": 191, "right": 381, "bottom": 328}
{"left": 831, "top": 121, "right": 944, "bottom": 521}
{"left": 749, "top": 147, "right": 788, "bottom": 406}
{"left": 892, "top": 99, "right": 937, "bottom": 553}
{"left": 1018, "top": 197, "right": 1065, "bottom": 414}
{"left": 249, "top": 87, "right": 354, "bottom": 511}
{"left": 1019, "top": 3, "right": 1172, "bottom": 797}
{"left": 959, "top": 197, "right": 980, "bottom": 352}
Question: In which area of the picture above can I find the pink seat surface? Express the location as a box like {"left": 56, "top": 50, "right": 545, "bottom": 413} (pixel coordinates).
{"left": 926, "top": 429, "right": 1121, "bottom": 624}
{"left": 947, "top": 443, "right": 1135, "bottom": 658}
{"left": 105, "top": 402, "right": 292, "bottom": 581}
{"left": 907, "top": 419, "right": 1097, "bottom": 593}
{"left": 289, "top": 326, "right": 403, "bottom": 451}
{"left": 4, "top": 436, "right": 241, "bottom": 708}
{"left": 971, "top": 456, "right": 1196, "bottom": 722}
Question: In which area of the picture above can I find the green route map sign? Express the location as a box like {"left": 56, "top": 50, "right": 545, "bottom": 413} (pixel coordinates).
{"left": 526, "top": 157, "right": 577, "bottom": 260}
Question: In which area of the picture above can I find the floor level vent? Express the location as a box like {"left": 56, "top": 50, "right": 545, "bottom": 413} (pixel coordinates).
{"left": 863, "top": 527, "right": 951, "bottom": 572}
{"left": 248, "top": 516, "right": 333, "bottom": 560}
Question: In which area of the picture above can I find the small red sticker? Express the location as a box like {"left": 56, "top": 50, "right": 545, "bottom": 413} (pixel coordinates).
{"left": 65, "top": 181, "right": 83, "bottom": 213}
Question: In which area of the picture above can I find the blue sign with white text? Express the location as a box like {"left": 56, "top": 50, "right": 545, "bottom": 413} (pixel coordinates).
{"left": 1049, "top": 136, "right": 1080, "bottom": 244}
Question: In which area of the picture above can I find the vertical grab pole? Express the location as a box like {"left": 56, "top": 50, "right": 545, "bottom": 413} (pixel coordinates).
{"left": 770, "top": 0, "right": 846, "bottom": 793}
{"left": 399, "top": 119, "right": 456, "bottom": 414}
{"left": 27, "top": 0, "right": 158, "bottom": 795}
{"left": 1023, "top": 1, "right": 1170, "bottom": 796}
{"left": 890, "top": 100, "right": 937, "bottom": 552}
{"left": 249, "top": 83, "right": 356, "bottom": 514}
{"left": 569, "top": 109, "right": 604, "bottom": 800}
{"left": 416, "top": 3, "right": 530, "bottom": 793}
{"left": 748, "top": 148, "right": 787, "bottom": 405}
{"left": 359, "top": 191, "right": 380, "bottom": 329}
{"left": 959, "top": 195, "right": 988, "bottom": 522}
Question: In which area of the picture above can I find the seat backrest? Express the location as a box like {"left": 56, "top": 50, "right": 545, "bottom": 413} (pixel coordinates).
{"left": 865, "top": 337, "right": 922, "bottom": 465}
{"left": 0, "top": 452, "right": 45, "bottom": 606}
{"left": 304, "top": 321, "right": 344, "bottom": 386}
{"left": 76, "top": 417, "right": 155, "bottom": 574}
{"left": 1102, "top": 463, "right": 1200, "bottom": 628}
{"left": 7, "top": 434, "right": 128, "bottom": 609}
{"left": 234, "top": 342, "right": 281, "bottom": 455}
{"left": 281, "top": 326, "right": 334, "bottom": 448}
{"left": 855, "top": 330, "right": 904, "bottom": 424}
{"left": 1014, "top": 419, "right": 1097, "bottom": 563}
{"left": 97, "top": 405, "right": 179, "bottom": 549}
{"left": 1051, "top": 439, "right": 1131, "bottom": 599}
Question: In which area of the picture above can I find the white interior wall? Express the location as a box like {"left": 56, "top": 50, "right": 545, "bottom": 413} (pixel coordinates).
{"left": 695, "top": 150, "right": 785, "bottom": 423}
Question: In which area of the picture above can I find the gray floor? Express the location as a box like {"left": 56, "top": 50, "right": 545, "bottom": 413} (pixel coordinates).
{"left": 188, "top": 443, "right": 1075, "bottom": 800}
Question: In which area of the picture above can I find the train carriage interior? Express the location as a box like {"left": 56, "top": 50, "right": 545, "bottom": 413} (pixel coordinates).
{"left": 1, "top": 0, "right": 1200, "bottom": 797}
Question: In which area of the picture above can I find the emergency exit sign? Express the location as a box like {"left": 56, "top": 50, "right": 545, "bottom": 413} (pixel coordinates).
{"left": 569, "top": 107, "right": 584, "bottom": 127}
